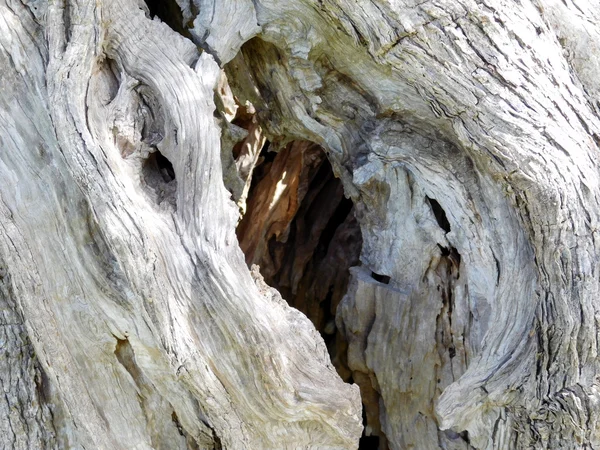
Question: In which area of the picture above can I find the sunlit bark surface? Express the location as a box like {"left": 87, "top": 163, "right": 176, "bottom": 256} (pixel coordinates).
{"left": 2, "top": 0, "right": 600, "bottom": 449}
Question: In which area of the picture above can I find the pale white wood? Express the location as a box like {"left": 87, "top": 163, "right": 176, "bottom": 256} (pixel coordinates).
{"left": 0, "top": 0, "right": 360, "bottom": 448}
{"left": 222, "top": 1, "right": 600, "bottom": 448}
{"left": 1, "top": 0, "right": 600, "bottom": 449}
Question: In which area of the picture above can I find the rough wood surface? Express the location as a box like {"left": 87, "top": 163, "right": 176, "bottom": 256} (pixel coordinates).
{"left": 222, "top": 1, "right": 600, "bottom": 448}
{"left": 2, "top": 0, "right": 600, "bottom": 449}
{"left": 0, "top": 0, "right": 360, "bottom": 448}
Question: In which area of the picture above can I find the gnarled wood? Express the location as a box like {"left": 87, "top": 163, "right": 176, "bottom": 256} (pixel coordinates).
{"left": 2, "top": 0, "right": 600, "bottom": 449}
{"left": 0, "top": 0, "right": 361, "bottom": 448}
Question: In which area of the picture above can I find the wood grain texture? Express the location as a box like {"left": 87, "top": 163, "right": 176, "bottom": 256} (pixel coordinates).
{"left": 222, "top": 0, "right": 600, "bottom": 448}
{"left": 0, "top": 0, "right": 361, "bottom": 448}
{"left": 2, "top": 0, "right": 600, "bottom": 449}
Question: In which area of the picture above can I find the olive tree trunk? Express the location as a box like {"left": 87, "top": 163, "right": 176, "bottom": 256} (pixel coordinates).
{"left": 2, "top": 0, "right": 600, "bottom": 449}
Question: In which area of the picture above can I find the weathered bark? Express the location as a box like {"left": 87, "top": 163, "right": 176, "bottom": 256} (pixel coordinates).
{"left": 2, "top": 0, "right": 600, "bottom": 449}
{"left": 0, "top": 0, "right": 360, "bottom": 448}
{"left": 220, "top": 1, "right": 600, "bottom": 448}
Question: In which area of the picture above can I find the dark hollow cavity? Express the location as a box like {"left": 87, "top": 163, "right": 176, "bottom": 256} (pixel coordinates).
{"left": 371, "top": 272, "right": 391, "bottom": 285}
{"left": 236, "top": 140, "right": 362, "bottom": 356}
{"left": 427, "top": 196, "right": 451, "bottom": 233}
{"left": 142, "top": 150, "right": 177, "bottom": 207}
{"left": 144, "top": 0, "right": 191, "bottom": 39}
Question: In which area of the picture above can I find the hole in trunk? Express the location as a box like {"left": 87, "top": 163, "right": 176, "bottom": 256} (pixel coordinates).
{"left": 371, "top": 272, "right": 390, "bottom": 285}
{"left": 236, "top": 139, "right": 362, "bottom": 362}
{"left": 235, "top": 139, "right": 393, "bottom": 447}
{"left": 359, "top": 435, "right": 381, "bottom": 449}
{"left": 144, "top": 0, "right": 191, "bottom": 39}
{"left": 427, "top": 196, "right": 451, "bottom": 233}
{"left": 142, "top": 150, "right": 177, "bottom": 208}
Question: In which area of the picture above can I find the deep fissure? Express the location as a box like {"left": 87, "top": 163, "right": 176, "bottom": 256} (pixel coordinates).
{"left": 427, "top": 196, "right": 451, "bottom": 233}
{"left": 231, "top": 136, "right": 388, "bottom": 448}
{"left": 142, "top": 150, "right": 177, "bottom": 207}
{"left": 236, "top": 140, "right": 363, "bottom": 343}
{"left": 136, "top": 7, "right": 381, "bottom": 444}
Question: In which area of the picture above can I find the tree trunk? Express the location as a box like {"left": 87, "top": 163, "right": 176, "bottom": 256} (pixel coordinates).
{"left": 2, "top": 0, "right": 600, "bottom": 449}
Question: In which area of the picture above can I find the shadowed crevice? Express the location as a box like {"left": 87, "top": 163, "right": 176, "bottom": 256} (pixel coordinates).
{"left": 427, "top": 196, "right": 451, "bottom": 233}
{"left": 142, "top": 150, "right": 177, "bottom": 208}
{"left": 144, "top": 0, "right": 191, "bottom": 39}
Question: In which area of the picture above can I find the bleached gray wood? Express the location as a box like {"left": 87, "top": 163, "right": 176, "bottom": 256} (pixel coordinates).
{"left": 3, "top": 0, "right": 600, "bottom": 449}
{"left": 0, "top": 0, "right": 361, "bottom": 448}
{"left": 219, "top": 0, "right": 600, "bottom": 449}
